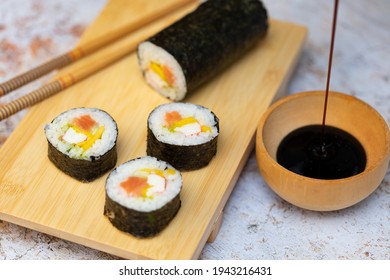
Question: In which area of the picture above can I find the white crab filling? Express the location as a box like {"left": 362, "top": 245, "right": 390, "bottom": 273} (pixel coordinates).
{"left": 62, "top": 127, "right": 87, "bottom": 144}
{"left": 146, "top": 174, "right": 166, "bottom": 197}
{"left": 174, "top": 122, "right": 202, "bottom": 136}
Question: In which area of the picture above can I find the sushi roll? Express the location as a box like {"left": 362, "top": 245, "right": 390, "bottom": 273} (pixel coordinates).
{"left": 104, "top": 156, "right": 182, "bottom": 238}
{"left": 137, "top": 0, "right": 268, "bottom": 101}
{"left": 44, "top": 107, "right": 118, "bottom": 182}
{"left": 147, "top": 102, "right": 219, "bottom": 171}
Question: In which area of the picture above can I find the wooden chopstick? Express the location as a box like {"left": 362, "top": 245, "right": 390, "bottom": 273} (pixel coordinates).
{"left": 0, "top": 0, "right": 198, "bottom": 122}
{"left": 0, "top": 0, "right": 196, "bottom": 98}
{"left": 0, "top": 37, "right": 140, "bottom": 122}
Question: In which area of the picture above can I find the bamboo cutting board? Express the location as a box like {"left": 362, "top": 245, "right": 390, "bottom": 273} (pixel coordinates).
{"left": 0, "top": 0, "right": 307, "bottom": 259}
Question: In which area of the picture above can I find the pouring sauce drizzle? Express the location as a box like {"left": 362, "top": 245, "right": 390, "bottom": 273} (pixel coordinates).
{"left": 276, "top": 0, "right": 367, "bottom": 179}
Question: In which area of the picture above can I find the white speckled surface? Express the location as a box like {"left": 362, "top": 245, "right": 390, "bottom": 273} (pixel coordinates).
{"left": 0, "top": 0, "right": 389, "bottom": 260}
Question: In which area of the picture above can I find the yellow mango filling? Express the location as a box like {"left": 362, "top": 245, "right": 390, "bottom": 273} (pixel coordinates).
{"left": 169, "top": 116, "right": 197, "bottom": 131}
{"left": 150, "top": 62, "right": 166, "bottom": 82}
{"left": 149, "top": 62, "right": 175, "bottom": 86}
{"left": 139, "top": 168, "right": 176, "bottom": 177}
{"left": 78, "top": 125, "right": 105, "bottom": 151}
{"left": 201, "top": 125, "right": 212, "bottom": 133}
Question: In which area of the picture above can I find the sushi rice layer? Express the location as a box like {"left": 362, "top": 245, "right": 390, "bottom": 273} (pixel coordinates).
{"left": 105, "top": 156, "right": 182, "bottom": 212}
{"left": 45, "top": 108, "right": 117, "bottom": 160}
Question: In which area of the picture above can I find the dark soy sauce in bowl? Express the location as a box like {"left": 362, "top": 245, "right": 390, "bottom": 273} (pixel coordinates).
{"left": 276, "top": 125, "right": 366, "bottom": 179}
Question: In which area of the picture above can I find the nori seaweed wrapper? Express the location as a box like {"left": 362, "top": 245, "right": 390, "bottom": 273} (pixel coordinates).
{"left": 142, "top": 0, "right": 268, "bottom": 98}
{"left": 47, "top": 141, "right": 117, "bottom": 182}
{"left": 147, "top": 112, "right": 219, "bottom": 171}
{"left": 104, "top": 192, "right": 181, "bottom": 238}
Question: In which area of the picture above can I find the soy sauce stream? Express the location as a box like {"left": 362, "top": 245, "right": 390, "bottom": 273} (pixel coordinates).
{"left": 321, "top": 0, "right": 339, "bottom": 140}
{"left": 277, "top": 0, "right": 366, "bottom": 179}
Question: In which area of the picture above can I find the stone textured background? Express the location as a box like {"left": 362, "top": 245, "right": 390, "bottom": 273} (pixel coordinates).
{"left": 0, "top": 0, "right": 389, "bottom": 259}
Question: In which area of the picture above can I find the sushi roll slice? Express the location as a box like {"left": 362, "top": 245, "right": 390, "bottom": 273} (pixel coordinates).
{"left": 104, "top": 156, "right": 182, "bottom": 238}
{"left": 44, "top": 107, "right": 118, "bottom": 182}
{"left": 147, "top": 102, "right": 219, "bottom": 171}
{"left": 137, "top": 0, "right": 268, "bottom": 101}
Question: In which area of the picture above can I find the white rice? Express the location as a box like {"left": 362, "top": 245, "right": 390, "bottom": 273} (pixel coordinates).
{"left": 148, "top": 102, "right": 219, "bottom": 146}
{"left": 44, "top": 108, "right": 118, "bottom": 160}
{"left": 138, "top": 41, "right": 187, "bottom": 101}
{"left": 105, "top": 156, "right": 182, "bottom": 212}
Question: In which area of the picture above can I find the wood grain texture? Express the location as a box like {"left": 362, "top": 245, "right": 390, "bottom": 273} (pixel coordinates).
{"left": 0, "top": 0, "right": 307, "bottom": 259}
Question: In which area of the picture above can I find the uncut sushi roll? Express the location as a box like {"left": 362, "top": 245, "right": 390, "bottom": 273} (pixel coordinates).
{"left": 137, "top": 0, "right": 268, "bottom": 101}
{"left": 104, "top": 156, "right": 182, "bottom": 238}
{"left": 147, "top": 102, "right": 219, "bottom": 171}
{"left": 44, "top": 107, "right": 118, "bottom": 182}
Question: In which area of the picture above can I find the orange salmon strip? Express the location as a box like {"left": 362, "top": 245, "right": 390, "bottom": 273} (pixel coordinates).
{"left": 162, "top": 65, "right": 175, "bottom": 86}
{"left": 73, "top": 115, "right": 97, "bottom": 131}
{"left": 165, "top": 111, "right": 182, "bottom": 128}
{"left": 120, "top": 176, "right": 148, "bottom": 197}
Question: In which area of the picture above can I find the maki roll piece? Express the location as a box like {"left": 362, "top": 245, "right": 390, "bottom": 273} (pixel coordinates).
{"left": 104, "top": 156, "right": 182, "bottom": 238}
{"left": 137, "top": 0, "right": 269, "bottom": 101}
{"left": 147, "top": 102, "right": 219, "bottom": 171}
{"left": 44, "top": 108, "right": 118, "bottom": 182}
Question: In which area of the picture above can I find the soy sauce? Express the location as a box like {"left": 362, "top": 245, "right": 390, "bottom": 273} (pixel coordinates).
{"left": 276, "top": 125, "right": 366, "bottom": 179}
{"left": 276, "top": 0, "right": 367, "bottom": 180}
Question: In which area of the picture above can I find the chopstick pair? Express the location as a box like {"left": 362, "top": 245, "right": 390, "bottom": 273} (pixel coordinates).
{"left": 0, "top": 0, "right": 197, "bottom": 122}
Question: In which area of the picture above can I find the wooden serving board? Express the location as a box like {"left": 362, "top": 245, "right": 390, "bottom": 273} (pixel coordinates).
{"left": 0, "top": 0, "right": 307, "bottom": 259}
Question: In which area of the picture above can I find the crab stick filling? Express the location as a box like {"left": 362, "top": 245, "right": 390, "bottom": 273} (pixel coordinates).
{"left": 164, "top": 110, "right": 211, "bottom": 136}
{"left": 148, "top": 62, "right": 175, "bottom": 88}
{"left": 120, "top": 168, "right": 176, "bottom": 198}
{"left": 61, "top": 114, "right": 105, "bottom": 151}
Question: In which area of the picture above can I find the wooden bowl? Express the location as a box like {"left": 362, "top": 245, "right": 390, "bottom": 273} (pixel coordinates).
{"left": 256, "top": 91, "right": 390, "bottom": 211}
